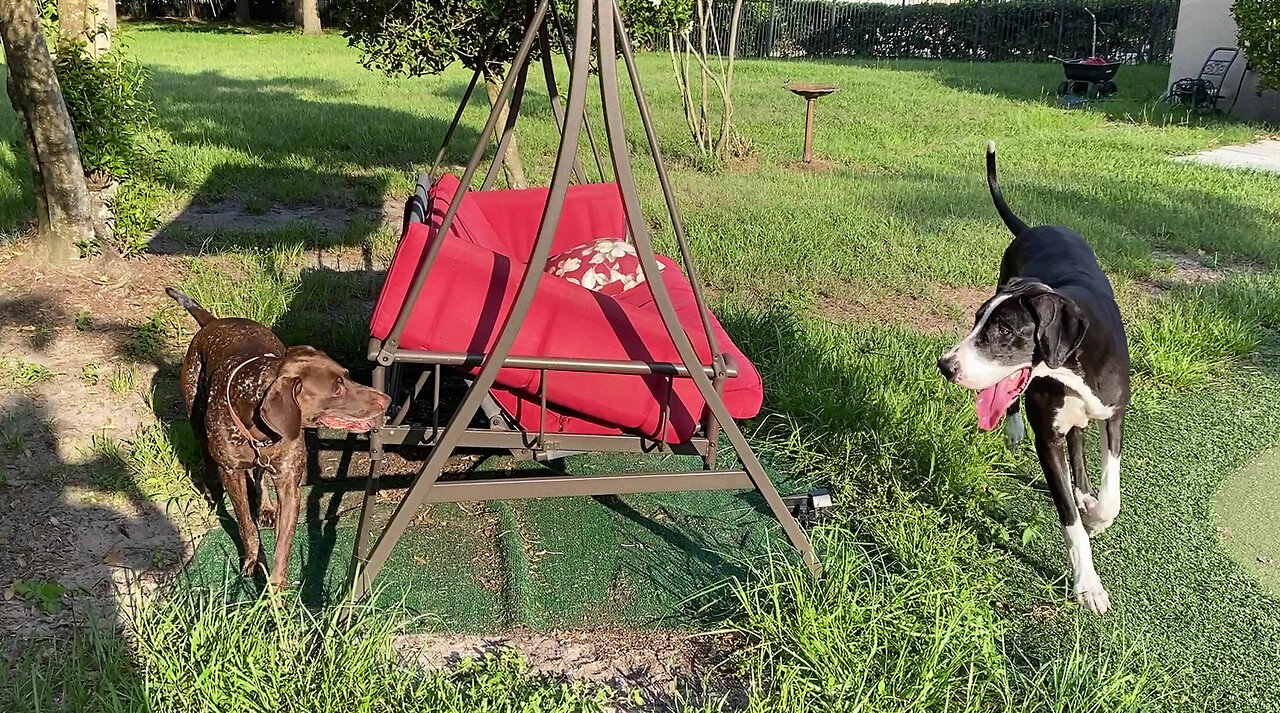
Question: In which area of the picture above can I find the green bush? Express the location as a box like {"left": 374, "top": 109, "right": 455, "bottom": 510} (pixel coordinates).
{"left": 723, "top": 0, "right": 1176, "bottom": 63}
{"left": 622, "top": 0, "right": 692, "bottom": 50}
{"left": 338, "top": 0, "right": 688, "bottom": 78}
{"left": 1233, "top": 0, "right": 1280, "bottom": 91}
{"left": 52, "top": 40, "right": 153, "bottom": 179}
{"left": 337, "top": 0, "right": 524, "bottom": 78}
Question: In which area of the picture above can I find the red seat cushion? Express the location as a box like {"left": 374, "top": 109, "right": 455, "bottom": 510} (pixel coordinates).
{"left": 370, "top": 177, "right": 763, "bottom": 442}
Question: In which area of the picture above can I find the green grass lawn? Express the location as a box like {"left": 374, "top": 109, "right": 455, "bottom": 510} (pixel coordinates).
{"left": 5, "top": 19, "right": 1280, "bottom": 713}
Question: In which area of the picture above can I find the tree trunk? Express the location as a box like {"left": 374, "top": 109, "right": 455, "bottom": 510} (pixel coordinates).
{"left": 482, "top": 71, "right": 527, "bottom": 189}
{"left": 296, "top": 0, "right": 319, "bottom": 35}
{"left": 58, "top": 0, "right": 111, "bottom": 57}
{"left": 0, "top": 0, "right": 94, "bottom": 259}
{"left": 715, "top": 0, "right": 744, "bottom": 160}
{"left": 234, "top": 0, "right": 249, "bottom": 23}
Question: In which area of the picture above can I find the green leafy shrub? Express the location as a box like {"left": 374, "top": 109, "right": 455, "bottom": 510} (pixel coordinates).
{"left": 52, "top": 40, "right": 154, "bottom": 179}
{"left": 336, "top": 0, "right": 524, "bottom": 78}
{"left": 338, "top": 0, "right": 688, "bottom": 76}
{"left": 622, "top": 0, "right": 692, "bottom": 50}
{"left": 725, "top": 0, "right": 1175, "bottom": 63}
{"left": 1233, "top": 0, "right": 1280, "bottom": 91}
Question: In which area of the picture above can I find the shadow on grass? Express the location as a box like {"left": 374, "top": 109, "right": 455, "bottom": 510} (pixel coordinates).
{"left": 127, "top": 19, "right": 303, "bottom": 36}
{"left": 871, "top": 59, "right": 1247, "bottom": 127}
{"left": 143, "top": 67, "right": 484, "bottom": 256}
{"left": 0, "top": 390, "right": 186, "bottom": 682}
{"left": 886, "top": 167, "right": 1280, "bottom": 275}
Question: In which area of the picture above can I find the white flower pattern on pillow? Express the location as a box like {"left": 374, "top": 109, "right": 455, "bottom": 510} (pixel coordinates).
{"left": 544, "top": 237, "right": 665, "bottom": 296}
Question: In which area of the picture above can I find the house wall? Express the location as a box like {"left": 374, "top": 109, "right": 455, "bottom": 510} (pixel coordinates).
{"left": 1168, "top": 0, "right": 1279, "bottom": 123}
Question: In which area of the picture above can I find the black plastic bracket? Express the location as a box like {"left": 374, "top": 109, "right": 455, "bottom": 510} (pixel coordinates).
{"left": 783, "top": 488, "right": 835, "bottom": 523}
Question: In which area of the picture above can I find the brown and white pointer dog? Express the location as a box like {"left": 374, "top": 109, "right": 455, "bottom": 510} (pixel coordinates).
{"left": 937, "top": 143, "right": 1130, "bottom": 614}
{"left": 168, "top": 287, "right": 390, "bottom": 589}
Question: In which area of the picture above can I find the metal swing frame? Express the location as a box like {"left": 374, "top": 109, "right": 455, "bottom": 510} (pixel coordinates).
{"left": 347, "top": 0, "right": 821, "bottom": 600}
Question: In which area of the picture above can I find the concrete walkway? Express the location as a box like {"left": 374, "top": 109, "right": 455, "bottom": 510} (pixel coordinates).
{"left": 1177, "top": 139, "right": 1280, "bottom": 174}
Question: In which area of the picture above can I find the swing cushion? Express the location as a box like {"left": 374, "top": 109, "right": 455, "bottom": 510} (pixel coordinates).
{"left": 370, "top": 174, "right": 764, "bottom": 443}
{"left": 545, "top": 237, "right": 665, "bottom": 295}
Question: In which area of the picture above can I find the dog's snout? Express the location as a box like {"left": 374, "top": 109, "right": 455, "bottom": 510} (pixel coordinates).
{"left": 937, "top": 355, "right": 959, "bottom": 382}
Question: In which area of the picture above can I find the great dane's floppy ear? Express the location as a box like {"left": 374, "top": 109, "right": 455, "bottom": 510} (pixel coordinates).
{"left": 1026, "top": 292, "right": 1088, "bottom": 369}
{"left": 259, "top": 375, "right": 302, "bottom": 439}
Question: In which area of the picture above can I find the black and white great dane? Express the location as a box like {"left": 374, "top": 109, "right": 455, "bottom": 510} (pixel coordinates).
{"left": 937, "top": 142, "right": 1130, "bottom": 614}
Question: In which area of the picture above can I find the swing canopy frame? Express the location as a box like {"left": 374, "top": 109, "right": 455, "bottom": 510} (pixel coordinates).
{"left": 347, "top": 0, "right": 821, "bottom": 600}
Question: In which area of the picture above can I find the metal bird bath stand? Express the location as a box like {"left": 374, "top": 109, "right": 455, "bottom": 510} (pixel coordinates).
{"left": 785, "top": 83, "right": 838, "bottom": 163}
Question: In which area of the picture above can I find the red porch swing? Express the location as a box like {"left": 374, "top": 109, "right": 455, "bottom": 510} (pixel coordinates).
{"left": 347, "top": 0, "right": 821, "bottom": 599}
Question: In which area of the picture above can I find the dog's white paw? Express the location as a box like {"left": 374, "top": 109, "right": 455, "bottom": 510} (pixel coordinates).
{"left": 1076, "top": 491, "right": 1119, "bottom": 537}
{"left": 1073, "top": 488, "right": 1094, "bottom": 512}
{"left": 1074, "top": 574, "right": 1111, "bottom": 614}
{"left": 1004, "top": 411, "right": 1025, "bottom": 451}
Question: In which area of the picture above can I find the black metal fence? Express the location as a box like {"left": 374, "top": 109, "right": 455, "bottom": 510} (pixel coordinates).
{"left": 700, "top": 0, "right": 1178, "bottom": 64}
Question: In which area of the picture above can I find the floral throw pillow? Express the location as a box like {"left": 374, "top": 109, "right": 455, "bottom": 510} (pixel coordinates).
{"left": 544, "top": 238, "right": 664, "bottom": 296}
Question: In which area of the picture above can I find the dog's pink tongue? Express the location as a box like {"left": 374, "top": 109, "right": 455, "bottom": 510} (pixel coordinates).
{"left": 974, "top": 369, "right": 1031, "bottom": 431}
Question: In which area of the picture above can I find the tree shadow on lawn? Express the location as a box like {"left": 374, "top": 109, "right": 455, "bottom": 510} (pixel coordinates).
{"left": 129, "top": 19, "right": 305, "bottom": 36}
{"left": 835, "top": 164, "right": 1280, "bottom": 288}
{"left": 144, "top": 67, "right": 484, "bottom": 255}
{"left": 865, "top": 59, "right": 1245, "bottom": 127}
{"left": 0, "top": 394, "right": 177, "bottom": 709}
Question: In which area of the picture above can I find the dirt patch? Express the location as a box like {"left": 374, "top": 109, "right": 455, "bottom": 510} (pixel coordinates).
{"left": 155, "top": 197, "right": 402, "bottom": 238}
{"left": 1137, "top": 249, "right": 1265, "bottom": 295}
{"left": 0, "top": 250, "right": 188, "bottom": 327}
{"left": 395, "top": 628, "right": 745, "bottom": 711}
{"left": 814, "top": 283, "right": 988, "bottom": 334}
{"left": 787, "top": 158, "right": 836, "bottom": 173}
{"left": 728, "top": 155, "right": 760, "bottom": 173}
{"left": 0, "top": 243, "right": 204, "bottom": 638}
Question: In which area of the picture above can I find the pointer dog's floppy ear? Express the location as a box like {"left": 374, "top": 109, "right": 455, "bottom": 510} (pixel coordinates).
{"left": 259, "top": 375, "right": 302, "bottom": 439}
{"left": 1026, "top": 291, "right": 1088, "bottom": 370}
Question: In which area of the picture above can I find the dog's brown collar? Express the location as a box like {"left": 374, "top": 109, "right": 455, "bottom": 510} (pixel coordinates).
{"left": 227, "top": 353, "right": 280, "bottom": 471}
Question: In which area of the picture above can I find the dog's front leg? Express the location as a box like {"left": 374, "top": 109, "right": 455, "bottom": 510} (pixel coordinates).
{"left": 1081, "top": 413, "right": 1123, "bottom": 537}
{"left": 1066, "top": 426, "right": 1094, "bottom": 510}
{"left": 223, "top": 465, "right": 265, "bottom": 578}
{"left": 1028, "top": 399, "right": 1110, "bottom": 614}
{"left": 254, "top": 471, "right": 278, "bottom": 529}
{"left": 266, "top": 445, "right": 306, "bottom": 590}
{"left": 1004, "top": 402, "right": 1025, "bottom": 450}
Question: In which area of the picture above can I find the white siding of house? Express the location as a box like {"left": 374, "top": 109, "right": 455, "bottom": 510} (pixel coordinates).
{"left": 1169, "top": 0, "right": 1278, "bottom": 122}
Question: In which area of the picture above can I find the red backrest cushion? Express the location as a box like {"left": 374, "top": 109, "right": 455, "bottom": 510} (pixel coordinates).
{"left": 427, "top": 174, "right": 507, "bottom": 254}
{"left": 469, "top": 182, "right": 629, "bottom": 259}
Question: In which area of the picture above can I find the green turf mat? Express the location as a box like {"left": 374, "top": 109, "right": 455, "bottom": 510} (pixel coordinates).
{"left": 1216, "top": 447, "right": 1280, "bottom": 594}
{"left": 1004, "top": 361, "right": 1280, "bottom": 712}
{"left": 185, "top": 446, "right": 809, "bottom": 631}
{"left": 186, "top": 501, "right": 507, "bottom": 631}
